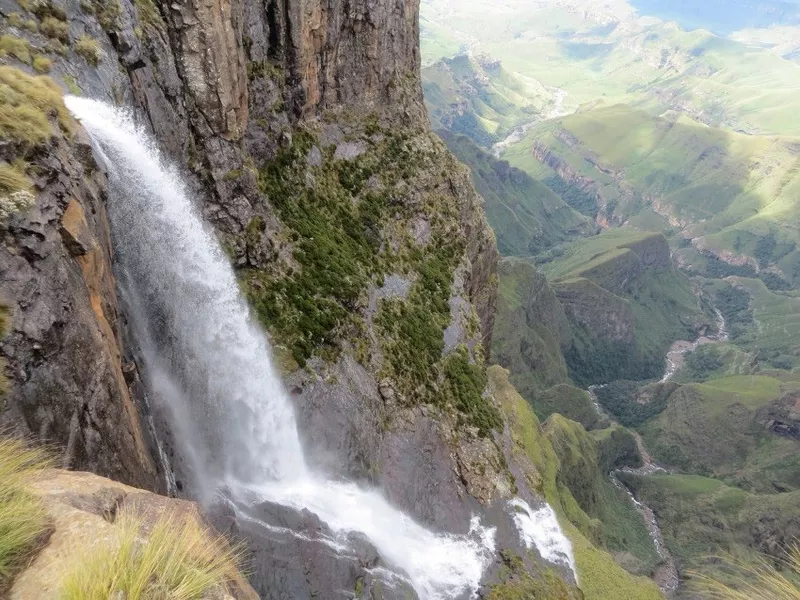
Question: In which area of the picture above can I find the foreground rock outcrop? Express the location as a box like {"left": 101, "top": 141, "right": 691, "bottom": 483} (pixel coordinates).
{"left": 11, "top": 469, "right": 258, "bottom": 600}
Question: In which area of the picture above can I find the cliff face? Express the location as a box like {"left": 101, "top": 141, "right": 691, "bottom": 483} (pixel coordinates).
{"left": 0, "top": 0, "right": 505, "bottom": 582}
{"left": 0, "top": 72, "right": 162, "bottom": 491}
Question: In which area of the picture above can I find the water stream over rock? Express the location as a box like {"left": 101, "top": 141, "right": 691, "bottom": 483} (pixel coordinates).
{"left": 66, "top": 97, "right": 578, "bottom": 599}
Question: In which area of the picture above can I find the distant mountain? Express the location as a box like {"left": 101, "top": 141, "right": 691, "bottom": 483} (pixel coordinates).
{"left": 631, "top": 0, "right": 800, "bottom": 35}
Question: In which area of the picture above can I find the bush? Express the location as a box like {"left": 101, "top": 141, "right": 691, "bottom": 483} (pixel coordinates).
{"left": 0, "top": 66, "right": 74, "bottom": 148}
{"left": 0, "top": 35, "right": 32, "bottom": 64}
{"left": 39, "top": 16, "right": 69, "bottom": 43}
{"left": 0, "top": 438, "right": 52, "bottom": 589}
{"left": 60, "top": 510, "right": 242, "bottom": 600}
{"left": 32, "top": 55, "right": 51, "bottom": 74}
{"left": 442, "top": 347, "right": 501, "bottom": 436}
{"left": 593, "top": 380, "right": 675, "bottom": 427}
{"left": 75, "top": 35, "right": 101, "bottom": 66}
{"left": 684, "top": 346, "right": 725, "bottom": 381}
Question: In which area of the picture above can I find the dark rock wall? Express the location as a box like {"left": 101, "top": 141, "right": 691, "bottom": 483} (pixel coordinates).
{"left": 0, "top": 0, "right": 500, "bottom": 511}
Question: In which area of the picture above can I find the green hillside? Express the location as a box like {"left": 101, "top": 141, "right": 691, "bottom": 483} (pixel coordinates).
{"left": 421, "top": 0, "right": 800, "bottom": 136}
{"left": 506, "top": 104, "right": 800, "bottom": 285}
{"left": 423, "top": 54, "right": 558, "bottom": 145}
{"left": 639, "top": 373, "right": 800, "bottom": 492}
{"left": 540, "top": 229, "right": 704, "bottom": 386}
{"left": 490, "top": 367, "right": 664, "bottom": 598}
{"left": 622, "top": 472, "right": 800, "bottom": 592}
{"left": 439, "top": 132, "right": 594, "bottom": 255}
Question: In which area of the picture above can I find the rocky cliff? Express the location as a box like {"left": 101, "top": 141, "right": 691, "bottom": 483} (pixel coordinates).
{"left": 0, "top": 0, "right": 498, "bottom": 486}
{"left": 0, "top": 0, "right": 567, "bottom": 597}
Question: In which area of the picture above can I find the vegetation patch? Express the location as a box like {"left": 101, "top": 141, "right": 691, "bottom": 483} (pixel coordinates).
{"left": 75, "top": 35, "right": 101, "bottom": 66}
{"left": 0, "top": 438, "right": 52, "bottom": 591}
{"left": 134, "top": 0, "right": 164, "bottom": 30}
{"left": 39, "top": 16, "right": 69, "bottom": 43}
{"left": 0, "top": 65, "right": 75, "bottom": 146}
{"left": 488, "top": 550, "right": 580, "bottom": 600}
{"left": 0, "top": 35, "right": 32, "bottom": 64}
{"left": 442, "top": 346, "right": 501, "bottom": 435}
{"left": 31, "top": 55, "right": 51, "bottom": 74}
{"left": 60, "top": 510, "right": 242, "bottom": 600}
{"left": 593, "top": 380, "right": 675, "bottom": 427}
{"left": 245, "top": 120, "right": 497, "bottom": 429}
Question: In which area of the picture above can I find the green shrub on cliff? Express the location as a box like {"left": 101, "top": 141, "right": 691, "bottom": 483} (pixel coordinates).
{"left": 60, "top": 510, "right": 242, "bottom": 600}
{"left": 0, "top": 35, "right": 32, "bottom": 64}
{"left": 0, "top": 438, "right": 51, "bottom": 589}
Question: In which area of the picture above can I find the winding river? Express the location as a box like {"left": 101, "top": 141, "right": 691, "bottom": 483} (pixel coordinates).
{"left": 589, "top": 306, "right": 729, "bottom": 593}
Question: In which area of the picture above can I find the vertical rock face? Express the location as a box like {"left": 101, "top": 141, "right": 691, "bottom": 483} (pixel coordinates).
{"left": 0, "top": 125, "right": 162, "bottom": 491}
{"left": 166, "top": 0, "right": 249, "bottom": 140}
{"left": 285, "top": 0, "right": 423, "bottom": 115}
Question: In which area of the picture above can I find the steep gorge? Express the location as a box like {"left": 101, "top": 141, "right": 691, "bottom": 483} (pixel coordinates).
{"left": 0, "top": 0, "right": 594, "bottom": 598}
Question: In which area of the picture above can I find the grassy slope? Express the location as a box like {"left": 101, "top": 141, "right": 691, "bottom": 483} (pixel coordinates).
{"left": 731, "top": 278, "right": 800, "bottom": 362}
{"left": 438, "top": 131, "right": 593, "bottom": 256}
{"left": 622, "top": 472, "right": 800, "bottom": 593}
{"left": 540, "top": 229, "right": 703, "bottom": 385}
{"left": 490, "top": 366, "right": 663, "bottom": 599}
{"left": 507, "top": 104, "right": 800, "bottom": 281}
{"left": 640, "top": 373, "right": 800, "bottom": 492}
{"left": 422, "top": 54, "right": 554, "bottom": 144}
{"left": 420, "top": 0, "right": 800, "bottom": 136}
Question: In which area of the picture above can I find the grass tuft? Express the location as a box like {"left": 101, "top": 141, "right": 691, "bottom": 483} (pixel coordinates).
{"left": 691, "top": 546, "right": 800, "bottom": 599}
{"left": 74, "top": 36, "right": 101, "bottom": 66}
{"left": 31, "top": 55, "right": 52, "bottom": 74}
{"left": 0, "top": 35, "right": 32, "bottom": 65}
{"left": 60, "top": 510, "right": 243, "bottom": 600}
{"left": 0, "top": 66, "right": 75, "bottom": 147}
{"left": 0, "top": 437, "right": 52, "bottom": 587}
{"left": 39, "top": 16, "right": 69, "bottom": 43}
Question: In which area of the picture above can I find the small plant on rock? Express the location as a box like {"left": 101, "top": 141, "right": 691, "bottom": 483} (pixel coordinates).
{"left": 74, "top": 35, "right": 101, "bottom": 66}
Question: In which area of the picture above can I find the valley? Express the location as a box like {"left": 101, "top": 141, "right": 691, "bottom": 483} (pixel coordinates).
{"left": 422, "top": 0, "right": 800, "bottom": 597}
{"left": 0, "top": 0, "right": 797, "bottom": 597}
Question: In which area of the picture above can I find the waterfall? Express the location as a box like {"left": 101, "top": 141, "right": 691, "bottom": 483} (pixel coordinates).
{"left": 509, "top": 499, "right": 577, "bottom": 581}
{"left": 65, "top": 97, "right": 497, "bottom": 599}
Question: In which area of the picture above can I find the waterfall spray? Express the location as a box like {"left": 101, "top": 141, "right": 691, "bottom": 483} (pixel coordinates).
{"left": 65, "top": 97, "right": 499, "bottom": 599}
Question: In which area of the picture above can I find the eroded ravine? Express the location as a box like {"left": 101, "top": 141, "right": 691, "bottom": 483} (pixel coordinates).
{"left": 589, "top": 304, "right": 728, "bottom": 593}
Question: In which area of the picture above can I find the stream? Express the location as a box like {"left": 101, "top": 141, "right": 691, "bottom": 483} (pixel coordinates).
{"left": 492, "top": 87, "right": 570, "bottom": 157}
{"left": 589, "top": 306, "right": 729, "bottom": 593}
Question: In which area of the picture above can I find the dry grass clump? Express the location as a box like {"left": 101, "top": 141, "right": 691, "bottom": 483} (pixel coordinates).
{"left": 0, "top": 35, "right": 32, "bottom": 64}
{"left": 691, "top": 546, "right": 800, "bottom": 599}
{"left": 39, "top": 16, "right": 69, "bottom": 43}
{"left": 0, "top": 65, "right": 75, "bottom": 147}
{"left": 74, "top": 35, "right": 101, "bottom": 66}
{"left": 0, "top": 438, "right": 52, "bottom": 586}
{"left": 32, "top": 55, "right": 52, "bottom": 74}
{"left": 60, "top": 510, "right": 243, "bottom": 600}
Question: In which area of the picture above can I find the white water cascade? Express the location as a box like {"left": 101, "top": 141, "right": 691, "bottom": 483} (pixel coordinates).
{"left": 509, "top": 499, "right": 577, "bottom": 580}
{"left": 65, "top": 97, "right": 498, "bottom": 600}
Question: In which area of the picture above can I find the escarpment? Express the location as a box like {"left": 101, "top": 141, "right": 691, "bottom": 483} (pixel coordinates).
{"left": 0, "top": 0, "right": 520, "bottom": 581}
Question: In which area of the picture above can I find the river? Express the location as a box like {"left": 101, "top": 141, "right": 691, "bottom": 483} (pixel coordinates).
{"left": 492, "top": 87, "right": 570, "bottom": 157}
{"left": 589, "top": 305, "right": 729, "bottom": 593}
